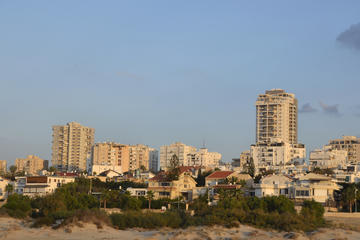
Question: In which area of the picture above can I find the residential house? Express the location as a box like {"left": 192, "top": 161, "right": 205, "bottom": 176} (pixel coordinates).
{"left": 0, "top": 177, "right": 10, "bottom": 200}
{"left": 148, "top": 169, "right": 197, "bottom": 201}
{"left": 23, "top": 176, "right": 75, "bottom": 197}
{"left": 253, "top": 175, "right": 292, "bottom": 198}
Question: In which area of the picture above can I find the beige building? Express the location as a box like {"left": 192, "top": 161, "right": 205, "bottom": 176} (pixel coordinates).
{"left": 0, "top": 160, "right": 7, "bottom": 174}
{"left": 15, "top": 155, "right": 47, "bottom": 175}
{"left": 186, "top": 148, "right": 222, "bottom": 168}
{"left": 310, "top": 145, "right": 348, "bottom": 169}
{"left": 129, "top": 144, "right": 150, "bottom": 171}
{"left": 92, "top": 142, "right": 130, "bottom": 173}
{"left": 329, "top": 136, "right": 360, "bottom": 164}
{"left": 256, "top": 89, "right": 298, "bottom": 144}
{"left": 148, "top": 169, "right": 197, "bottom": 200}
{"left": 52, "top": 122, "right": 94, "bottom": 172}
{"left": 160, "top": 142, "right": 197, "bottom": 170}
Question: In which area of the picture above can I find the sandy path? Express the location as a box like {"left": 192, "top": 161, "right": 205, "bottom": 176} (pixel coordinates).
{"left": 1, "top": 217, "right": 360, "bottom": 240}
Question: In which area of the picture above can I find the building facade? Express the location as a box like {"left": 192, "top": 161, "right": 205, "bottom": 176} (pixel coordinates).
{"left": 129, "top": 144, "right": 150, "bottom": 171}
{"left": 251, "top": 142, "right": 306, "bottom": 168}
{"left": 149, "top": 148, "right": 159, "bottom": 173}
{"left": 52, "top": 122, "right": 94, "bottom": 172}
{"left": 310, "top": 145, "right": 348, "bottom": 169}
{"left": 22, "top": 176, "right": 75, "bottom": 197}
{"left": 186, "top": 148, "right": 222, "bottom": 168}
{"left": 160, "top": 142, "right": 197, "bottom": 170}
{"left": 0, "top": 160, "right": 7, "bottom": 174}
{"left": 15, "top": 155, "right": 47, "bottom": 175}
{"left": 256, "top": 89, "right": 298, "bottom": 144}
{"left": 91, "top": 142, "right": 130, "bottom": 173}
{"left": 329, "top": 136, "right": 360, "bottom": 164}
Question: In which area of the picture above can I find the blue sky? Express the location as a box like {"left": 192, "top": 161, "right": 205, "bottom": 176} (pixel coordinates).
{"left": 1, "top": 1, "right": 360, "bottom": 165}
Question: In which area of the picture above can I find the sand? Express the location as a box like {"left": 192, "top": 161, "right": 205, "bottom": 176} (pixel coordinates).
{"left": 1, "top": 216, "right": 360, "bottom": 240}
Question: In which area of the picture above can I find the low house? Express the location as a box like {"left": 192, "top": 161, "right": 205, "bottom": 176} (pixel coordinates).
{"left": 290, "top": 173, "right": 340, "bottom": 203}
{"left": 253, "top": 175, "right": 292, "bottom": 198}
{"left": 23, "top": 176, "right": 75, "bottom": 197}
{"left": 252, "top": 173, "right": 341, "bottom": 204}
{"left": 91, "top": 170, "right": 123, "bottom": 182}
{"left": 13, "top": 177, "right": 26, "bottom": 195}
{"left": 148, "top": 169, "right": 197, "bottom": 201}
{"left": 205, "top": 171, "right": 252, "bottom": 187}
{"left": 205, "top": 171, "right": 234, "bottom": 187}
{"left": 0, "top": 177, "right": 10, "bottom": 200}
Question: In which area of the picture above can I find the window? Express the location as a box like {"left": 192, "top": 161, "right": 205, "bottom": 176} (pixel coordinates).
{"left": 160, "top": 182, "right": 170, "bottom": 187}
{"left": 159, "top": 192, "right": 170, "bottom": 196}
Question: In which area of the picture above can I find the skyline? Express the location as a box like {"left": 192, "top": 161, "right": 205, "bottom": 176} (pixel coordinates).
{"left": 1, "top": 1, "right": 360, "bottom": 165}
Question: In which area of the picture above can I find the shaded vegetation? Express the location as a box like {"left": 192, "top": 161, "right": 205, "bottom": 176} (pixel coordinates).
{"left": 1, "top": 177, "right": 326, "bottom": 232}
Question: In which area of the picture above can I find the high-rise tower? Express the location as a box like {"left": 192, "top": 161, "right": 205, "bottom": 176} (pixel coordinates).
{"left": 256, "top": 89, "right": 298, "bottom": 144}
{"left": 52, "top": 122, "right": 94, "bottom": 172}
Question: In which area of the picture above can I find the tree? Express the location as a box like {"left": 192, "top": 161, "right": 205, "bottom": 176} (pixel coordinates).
{"left": 247, "top": 157, "right": 255, "bottom": 178}
{"left": 167, "top": 154, "right": 180, "bottom": 181}
{"left": 9, "top": 165, "right": 17, "bottom": 176}
{"left": 5, "top": 183, "right": 14, "bottom": 195}
{"left": 146, "top": 190, "right": 155, "bottom": 209}
{"left": 342, "top": 184, "right": 358, "bottom": 212}
{"left": 48, "top": 166, "right": 56, "bottom": 175}
{"left": 169, "top": 154, "right": 179, "bottom": 170}
{"left": 140, "top": 165, "right": 147, "bottom": 172}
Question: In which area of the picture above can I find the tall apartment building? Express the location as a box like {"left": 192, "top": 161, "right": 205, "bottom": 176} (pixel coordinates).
{"left": 91, "top": 142, "right": 130, "bottom": 173}
{"left": 186, "top": 148, "right": 222, "bottom": 168}
{"left": 149, "top": 148, "right": 159, "bottom": 173}
{"left": 256, "top": 89, "right": 298, "bottom": 144}
{"left": 329, "top": 136, "right": 360, "bottom": 164}
{"left": 15, "top": 155, "right": 47, "bottom": 175}
{"left": 52, "top": 122, "right": 94, "bottom": 172}
{"left": 160, "top": 142, "right": 197, "bottom": 170}
{"left": 310, "top": 145, "right": 348, "bottom": 169}
{"left": 129, "top": 144, "right": 150, "bottom": 171}
{"left": 0, "top": 160, "right": 7, "bottom": 174}
{"left": 252, "top": 89, "right": 304, "bottom": 168}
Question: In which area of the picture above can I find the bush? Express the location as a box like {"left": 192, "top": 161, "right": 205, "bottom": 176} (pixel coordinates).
{"left": 300, "top": 199, "right": 325, "bottom": 229}
{"left": 2, "top": 194, "right": 31, "bottom": 218}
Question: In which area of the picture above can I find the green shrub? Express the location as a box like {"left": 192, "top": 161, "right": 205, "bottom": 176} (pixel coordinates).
{"left": 2, "top": 194, "right": 31, "bottom": 218}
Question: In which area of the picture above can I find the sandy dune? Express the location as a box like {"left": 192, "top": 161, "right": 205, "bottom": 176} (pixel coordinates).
{"left": 1, "top": 216, "right": 360, "bottom": 240}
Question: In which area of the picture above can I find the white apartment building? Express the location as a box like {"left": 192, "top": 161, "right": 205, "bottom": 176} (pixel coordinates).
{"left": 52, "top": 122, "right": 94, "bottom": 172}
{"left": 329, "top": 136, "right": 360, "bottom": 164}
{"left": 310, "top": 145, "right": 348, "bottom": 169}
{"left": 186, "top": 148, "right": 222, "bottom": 168}
{"left": 160, "top": 142, "right": 197, "bottom": 170}
{"left": 251, "top": 141, "right": 306, "bottom": 168}
{"left": 256, "top": 89, "right": 298, "bottom": 145}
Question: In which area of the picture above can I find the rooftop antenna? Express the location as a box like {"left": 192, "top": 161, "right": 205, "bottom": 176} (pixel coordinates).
{"left": 202, "top": 139, "right": 206, "bottom": 149}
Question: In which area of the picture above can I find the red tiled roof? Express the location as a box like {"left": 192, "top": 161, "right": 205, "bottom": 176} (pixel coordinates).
{"left": 178, "top": 166, "right": 200, "bottom": 174}
{"left": 206, "top": 171, "right": 234, "bottom": 179}
{"left": 150, "top": 172, "right": 168, "bottom": 182}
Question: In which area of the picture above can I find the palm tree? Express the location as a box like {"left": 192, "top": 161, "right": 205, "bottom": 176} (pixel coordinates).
{"left": 5, "top": 183, "right": 14, "bottom": 196}
{"left": 146, "top": 190, "right": 155, "bottom": 209}
{"left": 342, "top": 184, "right": 357, "bottom": 212}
